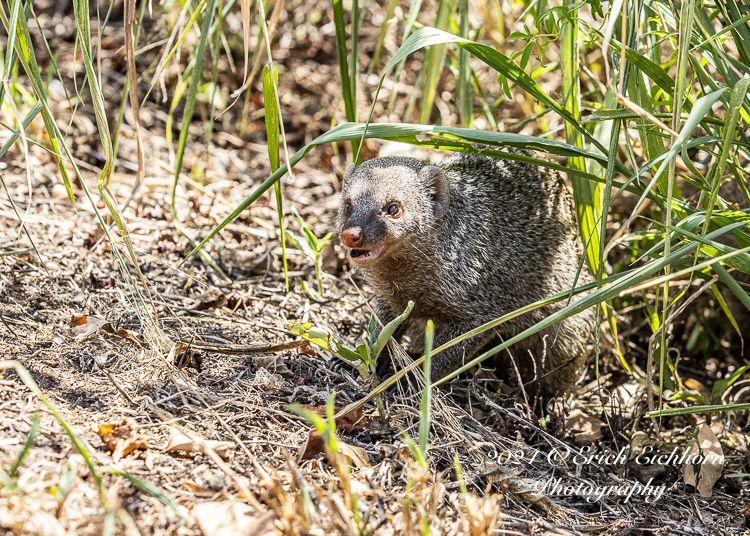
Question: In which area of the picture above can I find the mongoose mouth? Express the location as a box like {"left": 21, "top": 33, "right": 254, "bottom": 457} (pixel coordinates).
{"left": 349, "top": 245, "right": 385, "bottom": 265}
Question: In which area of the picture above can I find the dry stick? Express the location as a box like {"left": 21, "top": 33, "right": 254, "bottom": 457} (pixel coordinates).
{"left": 177, "top": 339, "right": 307, "bottom": 355}
{"left": 2, "top": 82, "right": 33, "bottom": 232}
{"left": 0, "top": 315, "right": 21, "bottom": 343}
{"left": 645, "top": 276, "right": 719, "bottom": 430}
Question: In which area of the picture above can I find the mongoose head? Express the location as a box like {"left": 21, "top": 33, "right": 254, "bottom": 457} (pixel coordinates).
{"left": 337, "top": 157, "right": 450, "bottom": 267}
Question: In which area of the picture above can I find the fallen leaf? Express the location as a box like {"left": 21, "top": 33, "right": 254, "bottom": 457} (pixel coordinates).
{"left": 190, "top": 287, "right": 228, "bottom": 311}
{"left": 338, "top": 441, "right": 370, "bottom": 468}
{"left": 70, "top": 315, "right": 115, "bottom": 339}
{"left": 95, "top": 418, "right": 150, "bottom": 462}
{"left": 162, "top": 427, "right": 234, "bottom": 459}
{"left": 564, "top": 409, "right": 603, "bottom": 446}
{"left": 118, "top": 329, "right": 145, "bottom": 346}
{"left": 296, "top": 429, "right": 325, "bottom": 462}
{"left": 296, "top": 430, "right": 370, "bottom": 468}
{"left": 683, "top": 423, "right": 724, "bottom": 497}
{"left": 191, "top": 501, "right": 277, "bottom": 536}
{"left": 252, "top": 356, "right": 291, "bottom": 377}
{"left": 184, "top": 480, "right": 215, "bottom": 497}
{"left": 297, "top": 404, "right": 364, "bottom": 433}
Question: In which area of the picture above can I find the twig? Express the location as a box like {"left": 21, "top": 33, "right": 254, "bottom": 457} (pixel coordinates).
{"left": 177, "top": 339, "right": 307, "bottom": 355}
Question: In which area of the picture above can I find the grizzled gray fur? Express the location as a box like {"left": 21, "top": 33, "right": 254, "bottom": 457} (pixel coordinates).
{"left": 337, "top": 152, "right": 595, "bottom": 395}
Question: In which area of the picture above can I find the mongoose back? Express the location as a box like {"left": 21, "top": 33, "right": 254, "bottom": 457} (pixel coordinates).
{"left": 337, "top": 152, "right": 595, "bottom": 395}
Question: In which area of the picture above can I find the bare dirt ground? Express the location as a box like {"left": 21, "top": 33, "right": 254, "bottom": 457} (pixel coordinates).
{"left": 0, "top": 0, "right": 749, "bottom": 534}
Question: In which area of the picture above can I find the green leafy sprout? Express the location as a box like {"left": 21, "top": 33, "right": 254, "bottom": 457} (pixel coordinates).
{"left": 285, "top": 206, "right": 333, "bottom": 296}
{"left": 289, "top": 301, "right": 414, "bottom": 420}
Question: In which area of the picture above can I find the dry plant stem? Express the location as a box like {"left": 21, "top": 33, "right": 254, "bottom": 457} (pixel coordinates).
{"left": 102, "top": 370, "right": 138, "bottom": 406}
{"left": 122, "top": 0, "right": 145, "bottom": 211}
{"left": 646, "top": 276, "right": 719, "bottom": 424}
{"left": 2, "top": 82, "right": 33, "bottom": 231}
{"left": 238, "top": 0, "right": 285, "bottom": 96}
{"left": 0, "top": 315, "right": 21, "bottom": 342}
{"left": 616, "top": 93, "right": 679, "bottom": 137}
{"left": 177, "top": 339, "right": 307, "bottom": 355}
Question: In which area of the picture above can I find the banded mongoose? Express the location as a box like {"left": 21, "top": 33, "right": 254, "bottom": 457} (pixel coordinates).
{"left": 337, "top": 152, "right": 595, "bottom": 395}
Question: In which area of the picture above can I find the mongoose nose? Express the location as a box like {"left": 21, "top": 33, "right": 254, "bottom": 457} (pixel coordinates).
{"left": 341, "top": 228, "right": 363, "bottom": 248}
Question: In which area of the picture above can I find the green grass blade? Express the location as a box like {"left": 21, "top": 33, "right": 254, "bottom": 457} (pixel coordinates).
{"left": 9, "top": 414, "right": 38, "bottom": 478}
{"left": 102, "top": 467, "right": 193, "bottom": 523}
{"left": 561, "top": 7, "right": 601, "bottom": 276}
{"left": 0, "top": 3, "right": 74, "bottom": 204}
{"left": 719, "top": 0, "right": 750, "bottom": 65}
{"left": 168, "top": 0, "right": 230, "bottom": 281}
{"left": 608, "top": 39, "right": 677, "bottom": 99}
{"left": 263, "top": 65, "right": 288, "bottom": 291}
{"left": 350, "top": 0, "right": 361, "bottom": 117}
{"left": 628, "top": 88, "right": 726, "bottom": 220}
{"left": 373, "top": 301, "right": 415, "bottom": 361}
{"left": 386, "top": 0, "right": 423, "bottom": 115}
{"left": 365, "top": 27, "right": 620, "bottom": 166}
{"left": 332, "top": 0, "right": 355, "bottom": 123}
{"left": 418, "top": 320, "right": 434, "bottom": 463}
{"left": 646, "top": 402, "right": 750, "bottom": 417}
{"left": 700, "top": 77, "right": 749, "bottom": 229}
{"left": 142, "top": 0, "right": 208, "bottom": 105}
{"left": 367, "top": 0, "right": 398, "bottom": 76}
{"left": 0, "top": 362, "right": 106, "bottom": 504}
{"left": 711, "top": 284, "right": 743, "bottom": 346}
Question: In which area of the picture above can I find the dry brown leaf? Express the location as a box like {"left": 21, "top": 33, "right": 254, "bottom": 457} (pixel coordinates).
{"left": 184, "top": 480, "right": 215, "bottom": 497}
{"left": 162, "top": 427, "right": 234, "bottom": 459}
{"left": 253, "top": 356, "right": 291, "bottom": 377}
{"left": 95, "top": 417, "right": 150, "bottom": 462}
{"left": 565, "top": 409, "right": 603, "bottom": 446}
{"left": 70, "top": 315, "right": 114, "bottom": 339}
{"left": 296, "top": 430, "right": 370, "bottom": 468}
{"left": 297, "top": 404, "right": 364, "bottom": 433}
{"left": 191, "top": 501, "right": 277, "bottom": 536}
{"left": 683, "top": 423, "right": 724, "bottom": 497}
{"left": 338, "top": 441, "right": 371, "bottom": 468}
{"left": 190, "top": 287, "right": 228, "bottom": 311}
{"left": 118, "top": 329, "right": 145, "bottom": 346}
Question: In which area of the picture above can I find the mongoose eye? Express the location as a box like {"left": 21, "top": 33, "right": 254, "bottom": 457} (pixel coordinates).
{"left": 386, "top": 203, "right": 401, "bottom": 217}
{"left": 344, "top": 201, "right": 353, "bottom": 215}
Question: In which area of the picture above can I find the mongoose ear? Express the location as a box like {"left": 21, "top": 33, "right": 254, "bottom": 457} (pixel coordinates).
{"left": 418, "top": 166, "right": 449, "bottom": 219}
{"left": 344, "top": 163, "right": 356, "bottom": 182}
